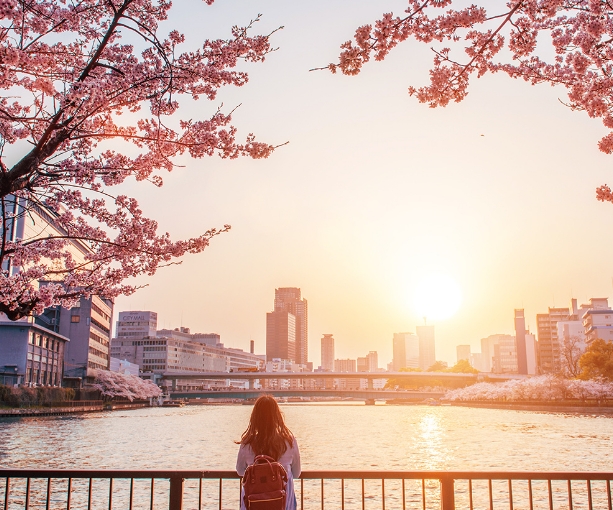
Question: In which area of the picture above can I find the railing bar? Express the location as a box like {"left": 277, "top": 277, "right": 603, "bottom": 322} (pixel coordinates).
{"left": 422, "top": 478, "right": 425, "bottom": 510}
{"left": 488, "top": 479, "right": 493, "bottom": 510}
{"left": 568, "top": 479, "right": 573, "bottom": 510}
{"left": 363, "top": 478, "right": 366, "bottom": 510}
{"left": 321, "top": 478, "right": 324, "bottom": 510}
{"left": 382, "top": 478, "right": 385, "bottom": 510}
{"left": 607, "top": 479, "right": 612, "bottom": 510}
{"left": 46, "top": 478, "right": 51, "bottom": 510}
{"left": 469, "top": 479, "right": 473, "bottom": 510}
{"left": 342, "top": 478, "right": 345, "bottom": 510}
{"left": 88, "top": 478, "right": 93, "bottom": 510}
{"left": 67, "top": 477, "right": 72, "bottom": 510}
{"left": 548, "top": 479, "right": 553, "bottom": 510}
{"left": 587, "top": 479, "right": 593, "bottom": 510}
{"left": 199, "top": 477, "right": 202, "bottom": 510}
{"left": 219, "top": 478, "right": 223, "bottom": 510}
{"left": 3, "top": 477, "right": 9, "bottom": 510}
{"left": 150, "top": 478, "right": 154, "bottom": 510}
{"left": 25, "top": 477, "right": 30, "bottom": 510}
{"left": 129, "top": 479, "right": 134, "bottom": 510}
{"left": 301, "top": 478, "right": 304, "bottom": 510}
{"left": 528, "top": 479, "right": 533, "bottom": 510}
{"left": 402, "top": 479, "right": 405, "bottom": 510}
{"left": 108, "top": 477, "right": 113, "bottom": 510}
{"left": 509, "top": 479, "right": 513, "bottom": 510}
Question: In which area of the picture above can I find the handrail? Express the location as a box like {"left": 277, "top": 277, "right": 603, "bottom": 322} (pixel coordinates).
{"left": 2, "top": 469, "right": 613, "bottom": 480}
{"left": 2, "top": 469, "right": 612, "bottom": 510}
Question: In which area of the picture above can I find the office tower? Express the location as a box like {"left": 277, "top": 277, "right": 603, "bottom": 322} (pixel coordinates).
{"left": 59, "top": 295, "right": 114, "bottom": 382}
{"left": 266, "top": 311, "right": 296, "bottom": 362}
{"left": 321, "top": 334, "right": 334, "bottom": 371}
{"left": 366, "top": 351, "right": 378, "bottom": 372}
{"left": 416, "top": 325, "right": 435, "bottom": 370}
{"left": 514, "top": 309, "right": 528, "bottom": 374}
{"left": 481, "top": 334, "right": 514, "bottom": 373}
{"left": 456, "top": 345, "right": 471, "bottom": 363}
{"left": 392, "top": 332, "right": 420, "bottom": 370}
{"left": 273, "top": 288, "right": 308, "bottom": 364}
{"left": 116, "top": 311, "right": 157, "bottom": 338}
{"left": 537, "top": 307, "right": 570, "bottom": 373}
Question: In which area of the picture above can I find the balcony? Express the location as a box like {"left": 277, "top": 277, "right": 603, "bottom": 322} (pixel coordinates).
{"left": 1, "top": 469, "right": 612, "bottom": 510}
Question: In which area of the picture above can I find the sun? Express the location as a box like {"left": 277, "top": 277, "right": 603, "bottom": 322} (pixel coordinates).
{"left": 411, "top": 273, "right": 462, "bottom": 322}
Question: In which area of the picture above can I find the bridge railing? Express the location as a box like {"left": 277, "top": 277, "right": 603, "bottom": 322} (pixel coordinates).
{"left": 2, "top": 469, "right": 612, "bottom": 510}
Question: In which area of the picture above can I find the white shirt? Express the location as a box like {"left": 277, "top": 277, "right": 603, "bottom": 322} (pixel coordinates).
{"left": 236, "top": 438, "right": 301, "bottom": 510}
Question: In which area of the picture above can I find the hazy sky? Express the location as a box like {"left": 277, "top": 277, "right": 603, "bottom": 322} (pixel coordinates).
{"left": 113, "top": 0, "right": 613, "bottom": 366}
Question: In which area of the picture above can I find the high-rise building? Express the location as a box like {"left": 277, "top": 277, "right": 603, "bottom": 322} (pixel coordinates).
{"left": 456, "top": 345, "right": 471, "bottom": 363}
{"left": 266, "top": 311, "right": 296, "bottom": 362}
{"left": 481, "top": 334, "right": 514, "bottom": 372}
{"left": 57, "top": 295, "right": 114, "bottom": 382}
{"left": 273, "top": 288, "right": 308, "bottom": 364}
{"left": 321, "top": 334, "right": 334, "bottom": 371}
{"left": 416, "top": 325, "right": 435, "bottom": 370}
{"left": 366, "top": 351, "right": 378, "bottom": 372}
{"left": 357, "top": 356, "right": 368, "bottom": 372}
{"left": 392, "top": 332, "right": 420, "bottom": 370}
{"left": 514, "top": 309, "right": 528, "bottom": 374}
{"left": 537, "top": 307, "right": 570, "bottom": 373}
{"left": 116, "top": 311, "right": 157, "bottom": 338}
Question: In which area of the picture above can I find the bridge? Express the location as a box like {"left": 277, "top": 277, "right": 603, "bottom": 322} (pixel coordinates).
{"left": 169, "top": 388, "right": 446, "bottom": 402}
{"left": 159, "top": 370, "right": 523, "bottom": 390}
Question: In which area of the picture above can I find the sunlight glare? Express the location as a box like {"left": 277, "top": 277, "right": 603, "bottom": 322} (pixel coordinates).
{"left": 411, "top": 273, "right": 462, "bottom": 322}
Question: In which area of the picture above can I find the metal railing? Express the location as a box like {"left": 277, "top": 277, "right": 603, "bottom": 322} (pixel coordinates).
{"left": 1, "top": 470, "right": 612, "bottom": 510}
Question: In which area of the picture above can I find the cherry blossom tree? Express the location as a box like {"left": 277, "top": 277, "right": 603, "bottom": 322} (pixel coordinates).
{"left": 0, "top": 0, "right": 281, "bottom": 320}
{"left": 92, "top": 369, "right": 162, "bottom": 401}
{"left": 324, "top": 0, "right": 613, "bottom": 205}
{"left": 445, "top": 374, "right": 613, "bottom": 401}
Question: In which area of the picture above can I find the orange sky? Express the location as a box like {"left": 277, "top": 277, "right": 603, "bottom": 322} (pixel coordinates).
{"left": 114, "top": 0, "right": 613, "bottom": 366}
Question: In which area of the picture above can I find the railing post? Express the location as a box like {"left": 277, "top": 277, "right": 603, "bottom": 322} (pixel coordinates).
{"left": 440, "top": 476, "right": 455, "bottom": 510}
{"left": 169, "top": 477, "right": 184, "bottom": 510}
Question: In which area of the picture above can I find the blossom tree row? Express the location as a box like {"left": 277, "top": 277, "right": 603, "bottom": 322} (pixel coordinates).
{"left": 445, "top": 374, "right": 613, "bottom": 402}
{"left": 0, "top": 0, "right": 280, "bottom": 320}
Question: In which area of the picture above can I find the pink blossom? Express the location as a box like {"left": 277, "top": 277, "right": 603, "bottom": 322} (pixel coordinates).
{"left": 326, "top": 0, "right": 613, "bottom": 202}
{"left": 0, "top": 1, "right": 283, "bottom": 319}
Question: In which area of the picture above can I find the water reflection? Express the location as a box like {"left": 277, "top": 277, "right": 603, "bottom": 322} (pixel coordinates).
{"left": 1, "top": 405, "right": 613, "bottom": 472}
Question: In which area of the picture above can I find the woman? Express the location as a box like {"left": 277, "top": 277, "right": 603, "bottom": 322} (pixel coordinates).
{"left": 236, "top": 395, "right": 301, "bottom": 510}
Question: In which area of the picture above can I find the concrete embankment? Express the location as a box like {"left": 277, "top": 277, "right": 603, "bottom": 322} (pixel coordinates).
{"left": 0, "top": 404, "right": 104, "bottom": 417}
{"left": 449, "top": 401, "right": 613, "bottom": 414}
{"left": 0, "top": 401, "right": 150, "bottom": 417}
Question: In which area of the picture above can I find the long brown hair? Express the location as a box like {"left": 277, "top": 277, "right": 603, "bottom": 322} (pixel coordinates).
{"left": 237, "top": 395, "right": 294, "bottom": 460}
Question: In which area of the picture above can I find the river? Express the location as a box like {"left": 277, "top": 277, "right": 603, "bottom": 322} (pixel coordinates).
{"left": 1, "top": 403, "right": 612, "bottom": 471}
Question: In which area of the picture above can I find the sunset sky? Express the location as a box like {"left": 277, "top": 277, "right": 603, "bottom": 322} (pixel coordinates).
{"left": 114, "top": 0, "right": 613, "bottom": 366}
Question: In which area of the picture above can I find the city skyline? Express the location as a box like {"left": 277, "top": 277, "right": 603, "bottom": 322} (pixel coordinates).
{"left": 111, "top": 0, "right": 613, "bottom": 367}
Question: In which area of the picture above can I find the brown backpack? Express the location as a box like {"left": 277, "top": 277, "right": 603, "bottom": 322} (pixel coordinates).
{"left": 242, "top": 455, "right": 289, "bottom": 510}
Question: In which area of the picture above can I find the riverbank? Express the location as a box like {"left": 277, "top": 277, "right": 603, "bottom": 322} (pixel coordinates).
{"left": 448, "top": 400, "right": 613, "bottom": 414}
{"left": 0, "top": 401, "right": 149, "bottom": 418}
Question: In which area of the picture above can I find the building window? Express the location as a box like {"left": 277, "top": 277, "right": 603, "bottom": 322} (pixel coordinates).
{"left": 71, "top": 315, "right": 80, "bottom": 323}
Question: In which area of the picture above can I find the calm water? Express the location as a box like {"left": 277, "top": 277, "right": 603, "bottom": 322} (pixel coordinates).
{"left": 1, "top": 403, "right": 612, "bottom": 471}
